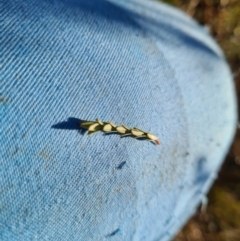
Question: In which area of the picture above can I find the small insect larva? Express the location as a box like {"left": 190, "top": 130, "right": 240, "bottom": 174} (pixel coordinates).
{"left": 80, "top": 119, "right": 160, "bottom": 145}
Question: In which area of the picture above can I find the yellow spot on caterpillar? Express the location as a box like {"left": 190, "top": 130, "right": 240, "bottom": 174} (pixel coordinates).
{"left": 103, "top": 124, "right": 112, "bottom": 132}
{"left": 116, "top": 126, "right": 127, "bottom": 134}
{"left": 131, "top": 129, "right": 144, "bottom": 137}
{"left": 88, "top": 123, "right": 101, "bottom": 132}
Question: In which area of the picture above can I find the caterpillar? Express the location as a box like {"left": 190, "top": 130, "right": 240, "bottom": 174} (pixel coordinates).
{"left": 80, "top": 118, "right": 160, "bottom": 145}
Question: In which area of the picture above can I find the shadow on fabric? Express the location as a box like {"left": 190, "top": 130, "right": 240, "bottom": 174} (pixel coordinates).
{"left": 50, "top": 0, "right": 140, "bottom": 29}
{"left": 51, "top": 117, "right": 87, "bottom": 135}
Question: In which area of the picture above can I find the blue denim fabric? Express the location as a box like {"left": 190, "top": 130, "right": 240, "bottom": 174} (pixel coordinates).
{"left": 0, "top": 0, "right": 237, "bottom": 240}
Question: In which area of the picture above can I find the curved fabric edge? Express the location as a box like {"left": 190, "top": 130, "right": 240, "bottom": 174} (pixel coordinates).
{"left": 108, "top": 0, "right": 238, "bottom": 240}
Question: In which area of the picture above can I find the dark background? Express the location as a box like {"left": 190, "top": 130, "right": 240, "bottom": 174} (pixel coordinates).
{"left": 158, "top": 0, "right": 240, "bottom": 240}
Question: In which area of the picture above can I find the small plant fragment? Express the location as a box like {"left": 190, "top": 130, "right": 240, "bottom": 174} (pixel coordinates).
{"left": 80, "top": 119, "right": 160, "bottom": 145}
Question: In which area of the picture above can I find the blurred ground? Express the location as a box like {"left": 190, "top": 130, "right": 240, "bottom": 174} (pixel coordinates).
{"left": 158, "top": 0, "right": 240, "bottom": 241}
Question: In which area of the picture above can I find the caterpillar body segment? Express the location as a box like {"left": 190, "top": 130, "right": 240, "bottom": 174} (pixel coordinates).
{"left": 147, "top": 133, "right": 160, "bottom": 145}
{"left": 131, "top": 128, "right": 145, "bottom": 137}
{"left": 103, "top": 124, "right": 112, "bottom": 132}
{"left": 96, "top": 118, "right": 104, "bottom": 125}
{"left": 122, "top": 124, "right": 130, "bottom": 130}
{"left": 108, "top": 121, "right": 117, "bottom": 128}
{"left": 116, "top": 126, "right": 127, "bottom": 134}
{"left": 88, "top": 123, "right": 100, "bottom": 132}
{"left": 80, "top": 121, "right": 95, "bottom": 128}
{"left": 80, "top": 119, "right": 160, "bottom": 145}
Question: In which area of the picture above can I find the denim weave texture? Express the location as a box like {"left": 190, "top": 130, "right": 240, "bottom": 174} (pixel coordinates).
{"left": 0, "top": 0, "right": 237, "bottom": 240}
